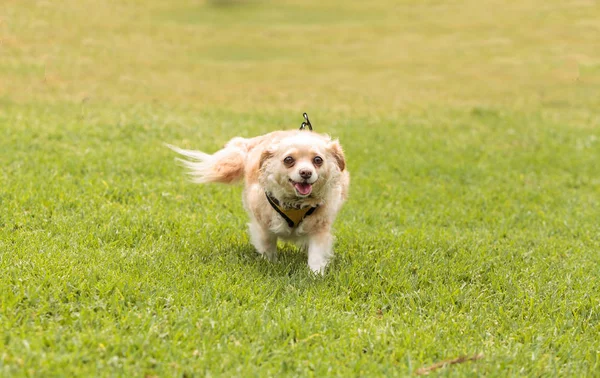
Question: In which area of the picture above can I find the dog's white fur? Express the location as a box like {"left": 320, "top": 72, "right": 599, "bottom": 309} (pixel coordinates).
{"left": 168, "top": 130, "right": 349, "bottom": 274}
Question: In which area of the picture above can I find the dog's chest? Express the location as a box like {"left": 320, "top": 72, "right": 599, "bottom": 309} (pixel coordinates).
{"left": 268, "top": 209, "right": 318, "bottom": 238}
{"left": 269, "top": 212, "right": 301, "bottom": 236}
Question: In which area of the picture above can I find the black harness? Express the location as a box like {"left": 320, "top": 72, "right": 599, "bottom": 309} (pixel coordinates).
{"left": 265, "top": 193, "right": 318, "bottom": 228}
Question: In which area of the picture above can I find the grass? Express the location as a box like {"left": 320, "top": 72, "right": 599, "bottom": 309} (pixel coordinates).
{"left": 1, "top": 0, "right": 599, "bottom": 376}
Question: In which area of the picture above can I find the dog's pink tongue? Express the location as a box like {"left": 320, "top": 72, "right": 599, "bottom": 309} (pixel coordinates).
{"left": 294, "top": 182, "right": 312, "bottom": 195}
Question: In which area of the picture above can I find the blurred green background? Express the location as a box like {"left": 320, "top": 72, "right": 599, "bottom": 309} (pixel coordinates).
{"left": 3, "top": 0, "right": 598, "bottom": 113}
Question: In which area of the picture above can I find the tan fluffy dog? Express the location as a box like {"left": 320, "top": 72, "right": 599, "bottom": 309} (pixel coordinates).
{"left": 168, "top": 130, "right": 349, "bottom": 274}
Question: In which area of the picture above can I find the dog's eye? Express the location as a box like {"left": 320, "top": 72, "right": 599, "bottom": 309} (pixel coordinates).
{"left": 283, "top": 156, "right": 294, "bottom": 166}
{"left": 313, "top": 156, "right": 323, "bottom": 165}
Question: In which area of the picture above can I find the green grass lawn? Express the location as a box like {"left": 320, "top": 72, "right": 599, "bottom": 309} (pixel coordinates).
{"left": 1, "top": 0, "right": 599, "bottom": 376}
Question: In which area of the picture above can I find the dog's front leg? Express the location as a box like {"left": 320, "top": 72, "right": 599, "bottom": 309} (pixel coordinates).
{"left": 307, "top": 231, "right": 333, "bottom": 274}
{"left": 248, "top": 221, "right": 277, "bottom": 261}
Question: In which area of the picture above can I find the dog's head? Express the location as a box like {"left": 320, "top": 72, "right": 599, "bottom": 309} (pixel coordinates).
{"left": 259, "top": 132, "right": 346, "bottom": 202}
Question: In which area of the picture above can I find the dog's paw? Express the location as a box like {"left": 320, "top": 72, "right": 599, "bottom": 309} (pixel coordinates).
{"left": 259, "top": 249, "right": 278, "bottom": 262}
{"left": 308, "top": 260, "right": 328, "bottom": 275}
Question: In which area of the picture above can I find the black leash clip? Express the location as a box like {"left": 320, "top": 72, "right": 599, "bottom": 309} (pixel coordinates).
{"left": 299, "top": 112, "right": 313, "bottom": 131}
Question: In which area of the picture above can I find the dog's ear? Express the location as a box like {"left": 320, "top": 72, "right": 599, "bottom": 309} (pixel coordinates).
{"left": 259, "top": 148, "right": 274, "bottom": 169}
{"left": 327, "top": 140, "right": 346, "bottom": 171}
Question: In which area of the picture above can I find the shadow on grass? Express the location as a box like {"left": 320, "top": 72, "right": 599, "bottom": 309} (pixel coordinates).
{"left": 225, "top": 241, "right": 327, "bottom": 281}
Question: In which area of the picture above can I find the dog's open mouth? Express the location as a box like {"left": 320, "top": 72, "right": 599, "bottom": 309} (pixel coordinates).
{"left": 289, "top": 179, "right": 312, "bottom": 196}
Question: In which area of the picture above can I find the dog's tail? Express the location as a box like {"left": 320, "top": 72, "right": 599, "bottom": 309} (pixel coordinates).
{"left": 166, "top": 137, "right": 248, "bottom": 184}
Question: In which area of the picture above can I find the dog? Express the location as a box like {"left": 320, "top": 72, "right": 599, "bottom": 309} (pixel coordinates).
{"left": 168, "top": 128, "right": 349, "bottom": 274}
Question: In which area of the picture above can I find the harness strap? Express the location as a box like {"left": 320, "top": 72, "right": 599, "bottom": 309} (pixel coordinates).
{"left": 265, "top": 192, "right": 318, "bottom": 228}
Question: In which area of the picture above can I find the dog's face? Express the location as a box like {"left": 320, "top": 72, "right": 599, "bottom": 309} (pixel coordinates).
{"left": 259, "top": 132, "right": 345, "bottom": 201}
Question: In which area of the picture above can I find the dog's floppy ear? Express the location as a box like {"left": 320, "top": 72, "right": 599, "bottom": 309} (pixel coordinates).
{"left": 327, "top": 140, "right": 346, "bottom": 171}
{"left": 259, "top": 148, "right": 274, "bottom": 169}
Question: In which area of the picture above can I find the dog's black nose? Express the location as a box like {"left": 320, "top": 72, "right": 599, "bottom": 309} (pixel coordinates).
{"left": 299, "top": 169, "right": 312, "bottom": 179}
